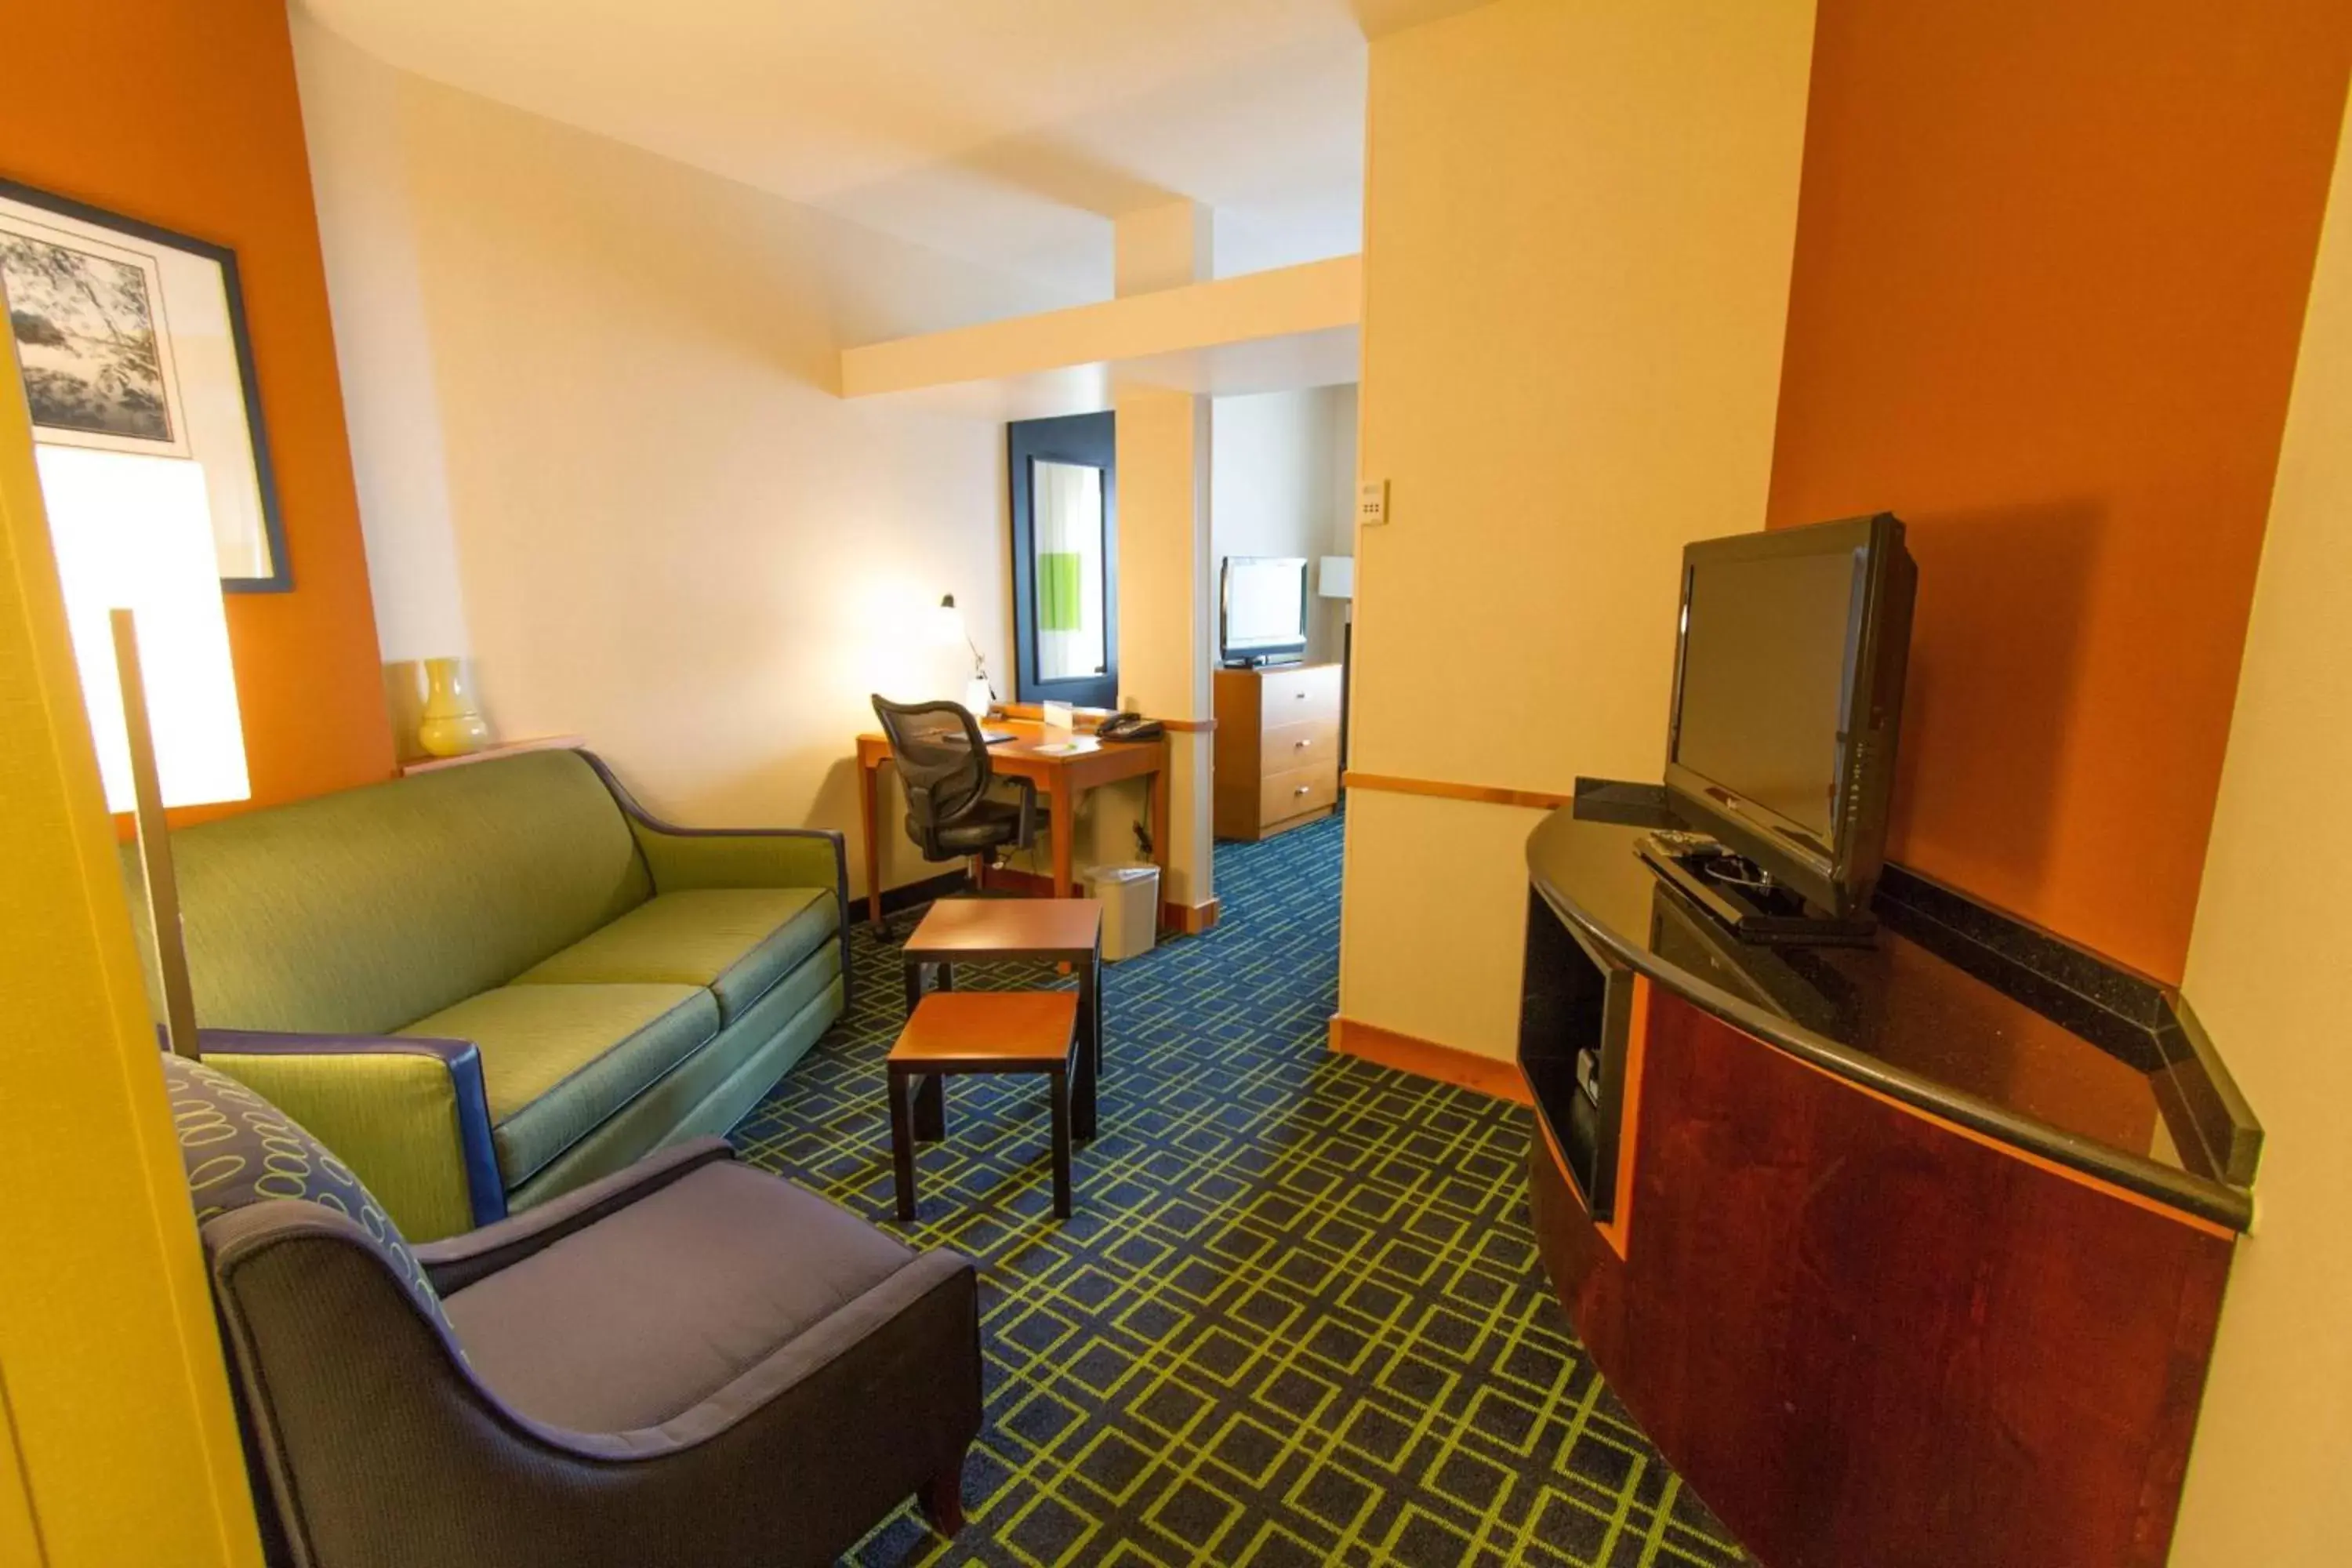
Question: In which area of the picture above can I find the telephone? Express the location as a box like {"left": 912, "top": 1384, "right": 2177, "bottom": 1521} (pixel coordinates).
{"left": 1095, "top": 711, "right": 1165, "bottom": 742}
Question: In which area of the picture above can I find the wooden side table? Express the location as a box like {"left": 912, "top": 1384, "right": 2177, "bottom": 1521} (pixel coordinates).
{"left": 888, "top": 991, "right": 1084, "bottom": 1220}
{"left": 902, "top": 898, "right": 1104, "bottom": 1141}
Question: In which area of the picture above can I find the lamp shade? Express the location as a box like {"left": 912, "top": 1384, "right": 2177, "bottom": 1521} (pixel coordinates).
{"left": 38, "top": 446, "right": 248, "bottom": 812}
{"left": 1317, "top": 555, "right": 1355, "bottom": 601}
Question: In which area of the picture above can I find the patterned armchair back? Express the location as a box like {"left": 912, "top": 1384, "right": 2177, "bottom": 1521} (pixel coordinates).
{"left": 163, "top": 1052, "right": 451, "bottom": 1327}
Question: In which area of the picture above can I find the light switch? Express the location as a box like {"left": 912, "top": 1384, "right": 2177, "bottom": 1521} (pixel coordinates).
{"left": 1358, "top": 477, "right": 1389, "bottom": 528}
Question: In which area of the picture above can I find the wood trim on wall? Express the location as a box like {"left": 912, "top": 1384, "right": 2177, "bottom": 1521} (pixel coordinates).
{"left": 399, "top": 735, "right": 584, "bottom": 777}
{"left": 1329, "top": 1014, "right": 1533, "bottom": 1104}
{"left": 1341, "top": 771, "right": 1575, "bottom": 811}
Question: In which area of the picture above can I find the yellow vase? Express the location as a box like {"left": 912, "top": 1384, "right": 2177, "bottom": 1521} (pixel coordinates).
{"left": 416, "top": 657, "right": 491, "bottom": 758}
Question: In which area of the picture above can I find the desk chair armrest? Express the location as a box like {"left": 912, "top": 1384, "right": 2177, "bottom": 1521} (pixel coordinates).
{"left": 196, "top": 1029, "right": 503, "bottom": 1241}
{"left": 414, "top": 1138, "right": 738, "bottom": 1294}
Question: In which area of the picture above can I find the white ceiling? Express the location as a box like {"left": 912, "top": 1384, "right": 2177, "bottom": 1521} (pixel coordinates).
{"left": 296, "top": 0, "right": 1490, "bottom": 304}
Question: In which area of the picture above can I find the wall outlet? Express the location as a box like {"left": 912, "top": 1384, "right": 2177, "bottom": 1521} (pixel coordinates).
{"left": 1358, "top": 477, "right": 1390, "bottom": 527}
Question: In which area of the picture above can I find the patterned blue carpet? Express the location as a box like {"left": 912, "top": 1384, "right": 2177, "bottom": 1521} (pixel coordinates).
{"left": 732, "top": 815, "right": 1744, "bottom": 1567}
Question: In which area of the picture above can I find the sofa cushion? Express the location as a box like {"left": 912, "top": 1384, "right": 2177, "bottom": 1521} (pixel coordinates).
{"left": 441, "top": 1160, "right": 920, "bottom": 1430}
{"left": 514, "top": 887, "right": 837, "bottom": 1023}
{"left": 151, "top": 750, "right": 655, "bottom": 1037}
{"left": 399, "top": 984, "right": 719, "bottom": 1187}
{"left": 162, "top": 1053, "right": 450, "bottom": 1330}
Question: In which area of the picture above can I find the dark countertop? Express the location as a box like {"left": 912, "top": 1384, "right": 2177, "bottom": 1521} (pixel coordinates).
{"left": 1528, "top": 784, "right": 2260, "bottom": 1230}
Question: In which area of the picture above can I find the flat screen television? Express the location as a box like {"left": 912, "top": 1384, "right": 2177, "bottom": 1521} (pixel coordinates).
{"left": 1220, "top": 556, "right": 1308, "bottom": 665}
{"left": 1663, "top": 513, "right": 1916, "bottom": 920}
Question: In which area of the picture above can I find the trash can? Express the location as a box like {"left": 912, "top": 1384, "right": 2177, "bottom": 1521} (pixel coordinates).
{"left": 1087, "top": 862, "right": 1160, "bottom": 962}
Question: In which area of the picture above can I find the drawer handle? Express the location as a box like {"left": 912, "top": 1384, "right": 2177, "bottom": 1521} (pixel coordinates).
{"left": 1294, "top": 738, "right": 1312, "bottom": 749}
{"left": 1294, "top": 785, "right": 1312, "bottom": 795}
{"left": 1294, "top": 691, "right": 1308, "bottom": 699}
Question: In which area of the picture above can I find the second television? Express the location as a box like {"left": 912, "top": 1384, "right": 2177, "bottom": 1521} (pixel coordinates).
{"left": 1220, "top": 556, "right": 1308, "bottom": 666}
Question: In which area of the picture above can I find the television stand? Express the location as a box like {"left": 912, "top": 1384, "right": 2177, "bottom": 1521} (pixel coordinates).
{"left": 1635, "top": 832, "right": 1877, "bottom": 946}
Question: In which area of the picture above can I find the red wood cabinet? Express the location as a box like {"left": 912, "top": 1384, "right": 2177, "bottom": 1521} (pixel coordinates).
{"left": 1529, "top": 981, "right": 2235, "bottom": 1568}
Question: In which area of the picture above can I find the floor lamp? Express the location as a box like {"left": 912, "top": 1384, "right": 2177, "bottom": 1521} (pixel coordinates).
{"left": 38, "top": 446, "right": 249, "bottom": 1060}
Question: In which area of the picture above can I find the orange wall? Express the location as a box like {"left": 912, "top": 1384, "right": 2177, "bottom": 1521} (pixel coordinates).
{"left": 1767, "top": 0, "right": 2352, "bottom": 982}
{"left": 2, "top": 0, "right": 394, "bottom": 815}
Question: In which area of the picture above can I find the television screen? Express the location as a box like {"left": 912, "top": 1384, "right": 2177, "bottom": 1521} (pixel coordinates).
{"left": 1663, "top": 514, "right": 1915, "bottom": 917}
{"left": 1222, "top": 557, "right": 1308, "bottom": 654}
{"left": 1672, "top": 550, "right": 1863, "bottom": 843}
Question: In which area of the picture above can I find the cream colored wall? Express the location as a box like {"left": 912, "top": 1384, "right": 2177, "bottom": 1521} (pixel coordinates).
{"left": 296, "top": 22, "right": 467, "bottom": 669}
{"left": 1341, "top": 789, "right": 1547, "bottom": 1048}
{"left": 2169, "top": 98, "right": 2352, "bottom": 1568}
{"left": 1113, "top": 385, "right": 1216, "bottom": 907}
{"left": 1338, "top": 0, "right": 1816, "bottom": 1058}
{"left": 1210, "top": 383, "right": 1357, "bottom": 666}
{"left": 293, "top": 20, "right": 1066, "bottom": 898}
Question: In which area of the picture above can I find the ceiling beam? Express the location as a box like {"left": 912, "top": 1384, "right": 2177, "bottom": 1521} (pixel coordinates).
{"left": 838, "top": 255, "right": 1360, "bottom": 400}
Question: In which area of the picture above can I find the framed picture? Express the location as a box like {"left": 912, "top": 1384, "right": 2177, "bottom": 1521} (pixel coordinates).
{"left": 0, "top": 176, "right": 289, "bottom": 590}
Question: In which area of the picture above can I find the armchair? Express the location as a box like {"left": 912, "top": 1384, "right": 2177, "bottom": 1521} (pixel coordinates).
{"left": 172, "top": 1052, "right": 982, "bottom": 1568}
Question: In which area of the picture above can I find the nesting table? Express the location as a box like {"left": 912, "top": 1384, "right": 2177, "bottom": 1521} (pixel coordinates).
{"left": 888, "top": 898, "right": 1105, "bottom": 1220}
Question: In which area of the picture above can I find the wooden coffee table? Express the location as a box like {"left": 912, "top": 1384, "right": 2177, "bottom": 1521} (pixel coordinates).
{"left": 888, "top": 991, "right": 1084, "bottom": 1220}
{"left": 902, "top": 898, "right": 1104, "bottom": 1141}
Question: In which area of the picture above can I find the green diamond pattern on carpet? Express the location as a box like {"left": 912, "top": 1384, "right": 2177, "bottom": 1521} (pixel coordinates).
{"left": 731, "top": 815, "right": 1748, "bottom": 1567}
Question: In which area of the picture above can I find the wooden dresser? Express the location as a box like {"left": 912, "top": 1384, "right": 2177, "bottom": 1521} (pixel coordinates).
{"left": 1213, "top": 662, "right": 1341, "bottom": 840}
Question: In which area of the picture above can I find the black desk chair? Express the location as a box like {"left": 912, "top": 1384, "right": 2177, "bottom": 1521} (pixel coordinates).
{"left": 871, "top": 697, "right": 1039, "bottom": 886}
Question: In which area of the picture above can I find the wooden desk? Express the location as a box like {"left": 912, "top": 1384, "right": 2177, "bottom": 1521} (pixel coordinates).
{"left": 855, "top": 720, "right": 1170, "bottom": 929}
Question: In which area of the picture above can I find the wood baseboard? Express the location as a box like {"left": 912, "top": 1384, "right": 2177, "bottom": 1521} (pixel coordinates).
{"left": 1328, "top": 1014, "right": 1532, "bottom": 1104}
{"left": 1172, "top": 897, "right": 1220, "bottom": 935}
{"left": 869, "top": 868, "right": 971, "bottom": 918}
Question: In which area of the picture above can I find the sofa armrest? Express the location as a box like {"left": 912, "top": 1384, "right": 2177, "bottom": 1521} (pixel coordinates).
{"left": 579, "top": 749, "right": 853, "bottom": 1000}
{"left": 582, "top": 750, "right": 846, "bottom": 892}
{"left": 413, "top": 1137, "right": 736, "bottom": 1294}
{"left": 630, "top": 822, "right": 846, "bottom": 895}
{"left": 197, "top": 1029, "right": 504, "bottom": 1240}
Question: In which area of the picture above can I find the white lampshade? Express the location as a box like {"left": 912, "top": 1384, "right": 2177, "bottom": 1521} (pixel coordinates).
{"left": 1318, "top": 555, "right": 1355, "bottom": 601}
{"left": 38, "top": 446, "right": 249, "bottom": 812}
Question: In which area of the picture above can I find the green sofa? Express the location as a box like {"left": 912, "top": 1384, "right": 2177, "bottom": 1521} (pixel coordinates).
{"left": 146, "top": 747, "right": 848, "bottom": 1240}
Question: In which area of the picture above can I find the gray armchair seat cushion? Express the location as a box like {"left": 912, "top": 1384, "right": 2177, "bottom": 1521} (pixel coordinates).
{"left": 441, "top": 1156, "right": 920, "bottom": 1431}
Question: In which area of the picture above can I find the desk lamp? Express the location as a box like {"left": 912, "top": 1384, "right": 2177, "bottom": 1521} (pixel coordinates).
{"left": 935, "top": 593, "right": 997, "bottom": 717}
{"left": 38, "top": 446, "right": 249, "bottom": 1059}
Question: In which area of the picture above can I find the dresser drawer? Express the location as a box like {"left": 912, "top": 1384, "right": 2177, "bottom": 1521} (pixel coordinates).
{"left": 1261, "top": 717, "right": 1339, "bottom": 778}
{"left": 1258, "top": 664, "right": 1341, "bottom": 728}
{"left": 1261, "top": 761, "right": 1339, "bottom": 824}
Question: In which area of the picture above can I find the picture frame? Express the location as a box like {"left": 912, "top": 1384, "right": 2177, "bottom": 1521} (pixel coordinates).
{"left": 0, "top": 176, "right": 289, "bottom": 591}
